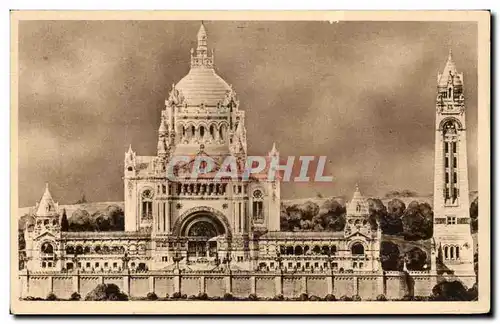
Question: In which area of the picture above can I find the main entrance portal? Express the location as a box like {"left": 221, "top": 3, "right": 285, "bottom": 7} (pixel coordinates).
{"left": 180, "top": 214, "right": 226, "bottom": 259}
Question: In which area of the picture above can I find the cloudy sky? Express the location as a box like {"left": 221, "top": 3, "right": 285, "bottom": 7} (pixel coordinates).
{"left": 18, "top": 20, "right": 478, "bottom": 207}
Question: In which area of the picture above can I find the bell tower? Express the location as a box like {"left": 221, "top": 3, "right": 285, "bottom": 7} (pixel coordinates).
{"left": 433, "top": 50, "right": 474, "bottom": 280}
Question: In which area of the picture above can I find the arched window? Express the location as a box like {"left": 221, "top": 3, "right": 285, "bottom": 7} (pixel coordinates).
{"left": 41, "top": 242, "right": 54, "bottom": 254}
{"left": 209, "top": 124, "right": 215, "bottom": 140}
{"left": 84, "top": 246, "right": 91, "bottom": 254}
{"left": 65, "top": 246, "right": 75, "bottom": 255}
{"left": 331, "top": 245, "right": 337, "bottom": 254}
{"left": 321, "top": 245, "right": 330, "bottom": 255}
{"left": 199, "top": 126, "right": 205, "bottom": 139}
{"left": 444, "top": 245, "right": 449, "bottom": 259}
{"left": 351, "top": 243, "right": 364, "bottom": 255}
{"left": 75, "top": 245, "right": 83, "bottom": 255}
{"left": 295, "top": 246, "right": 303, "bottom": 255}
{"left": 141, "top": 188, "right": 154, "bottom": 219}
{"left": 455, "top": 246, "right": 460, "bottom": 259}
{"left": 313, "top": 245, "right": 321, "bottom": 254}
{"left": 448, "top": 87, "right": 452, "bottom": 99}
{"left": 286, "top": 246, "right": 294, "bottom": 255}
{"left": 219, "top": 124, "right": 227, "bottom": 142}
{"left": 252, "top": 190, "right": 264, "bottom": 220}
{"left": 450, "top": 245, "right": 455, "bottom": 259}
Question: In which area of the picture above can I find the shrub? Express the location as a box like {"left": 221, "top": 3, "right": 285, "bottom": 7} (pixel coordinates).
{"left": 181, "top": 294, "right": 187, "bottom": 300}
{"left": 248, "top": 293, "right": 258, "bottom": 301}
{"left": 188, "top": 294, "right": 197, "bottom": 300}
{"left": 431, "top": 280, "right": 470, "bottom": 301}
{"left": 70, "top": 292, "right": 81, "bottom": 301}
{"left": 46, "top": 292, "right": 57, "bottom": 301}
{"left": 376, "top": 294, "right": 387, "bottom": 301}
{"left": 84, "top": 283, "right": 128, "bottom": 301}
{"left": 172, "top": 292, "right": 181, "bottom": 299}
{"left": 339, "top": 295, "right": 352, "bottom": 301}
{"left": 223, "top": 293, "right": 234, "bottom": 300}
{"left": 299, "top": 293, "right": 309, "bottom": 301}
{"left": 146, "top": 292, "right": 158, "bottom": 300}
{"left": 197, "top": 292, "right": 208, "bottom": 300}
{"left": 324, "top": 294, "right": 336, "bottom": 301}
{"left": 402, "top": 294, "right": 414, "bottom": 301}
{"left": 272, "top": 294, "right": 284, "bottom": 301}
{"left": 309, "top": 295, "right": 321, "bottom": 301}
{"left": 352, "top": 295, "right": 362, "bottom": 301}
{"left": 24, "top": 296, "right": 43, "bottom": 301}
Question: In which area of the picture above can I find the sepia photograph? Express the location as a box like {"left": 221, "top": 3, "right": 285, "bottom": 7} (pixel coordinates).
{"left": 10, "top": 10, "right": 490, "bottom": 315}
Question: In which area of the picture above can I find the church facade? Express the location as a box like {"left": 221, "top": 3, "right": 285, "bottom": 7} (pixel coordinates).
{"left": 20, "top": 24, "right": 475, "bottom": 299}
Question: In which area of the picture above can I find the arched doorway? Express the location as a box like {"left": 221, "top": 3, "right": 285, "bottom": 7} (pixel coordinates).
{"left": 181, "top": 213, "right": 226, "bottom": 259}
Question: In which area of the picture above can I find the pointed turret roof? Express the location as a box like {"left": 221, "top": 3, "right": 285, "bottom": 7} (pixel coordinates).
{"left": 269, "top": 142, "right": 279, "bottom": 156}
{"left": 438, "top": 49, "right": 461, "bottom": 87}
{"left": 197, "top": 22, "right": 208, "bottom": 52}
{"left": 346, "top": 184, "right": 369, "bottom": 216}
{"left": 35, "top": 183, "right": 58, "bottom": 217}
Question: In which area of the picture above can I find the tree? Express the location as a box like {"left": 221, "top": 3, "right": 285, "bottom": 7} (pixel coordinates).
{"left": 106, "top": 205, "right": 125, "bottom": 230}
{"left": 404, "top": 247, "right": 427, "bottom": 270}
{"left": 60, "top": 208, "right": 69, "bottom": 232}
{"left": 313, "top": 199, "right": 346, "bottom": 231}
{"left": 93, "top": 210, "right": 112, "bottom": 231}
{"left": 380, "top": 241, "right": 402, "bottom": 271}
{"left": 383, "top": 199, "right": 405, "bottom": 235}
{"left": 300, "top": 201, "right": 320, "bottom": 221}
{"left": 470, "top": 196, "right": 478, "bottom": 233}
{"left": 367, "top": 198, "right": 387, "bottom": 231}
{"left": 69, "top": 209, "right": 95, "bottom": 231}
{"left": 283, "top": 204, "right": 302, "bottom": 231}
{"left": 401, "top": 201, "right": 433, "bottom": 240}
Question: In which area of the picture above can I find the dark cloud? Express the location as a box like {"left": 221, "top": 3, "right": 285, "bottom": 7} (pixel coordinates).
{"left": 18, "top": 20, "right": 477, "bottom": 206}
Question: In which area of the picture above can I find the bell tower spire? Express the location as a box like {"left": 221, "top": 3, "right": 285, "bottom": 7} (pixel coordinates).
{"left": 190, "top": 22, "right": 214, "bottom": 69}
{"left": 433, "top": 50, "right": 474, "bottom": 285}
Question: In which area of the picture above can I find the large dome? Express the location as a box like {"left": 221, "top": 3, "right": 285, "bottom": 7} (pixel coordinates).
{"left": 176, "top": 67, "right": 231, "bottom": 106}
{"left": 174, "top": 23, "right": 231, "bottom": 107}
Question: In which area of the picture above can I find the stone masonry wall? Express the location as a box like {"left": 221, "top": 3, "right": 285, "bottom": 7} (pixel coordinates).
{"left": 19, "top": 270, "right": 472, "bottom": 300}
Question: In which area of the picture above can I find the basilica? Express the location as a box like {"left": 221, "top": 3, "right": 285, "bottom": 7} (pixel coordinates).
{"left": 21, "top": 24, "right": 475, "bottom": 295}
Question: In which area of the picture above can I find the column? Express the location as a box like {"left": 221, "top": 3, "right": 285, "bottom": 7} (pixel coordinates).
{"left": 275, "top": 272, "right": 283, "bottom": 296}
{"left": 200, "top": 276, "right": 206, "bottom": 294}
{"left": 238, "top": 202, "right": 242, "bottom": 233}
{"left": 353, "top": 275, "right": 359, "bottom": 296}
{"left": 225, "top": 271, "right": 232, "bottom": 294}
{"left": 149, "top": 276, "right": 155, "bottom": 294}
{"left": 302, "top": 276, "right": 307, "bottom": 294}
{"left": 174, "top": 268, "right": 181, "bottom": 294}
{"left": 49, "top": 276, "right": 54, "bottom": 293}
{"left": 123, "top": 271, "right": 130, "bottom": 295}
{"left": 377, "top": 273, "right": 385, "bottom": 296}
{"left": 250, "top": 276, "right": 256, "bottom": 294}
{"left": 326, "top": 275, "right": 333, "bottom": 295}
{"left": 72, "top": 271, "right": 80, "bottom": 294}
{"left": 166, "top": 202, "right": 171, "bottom": 233}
